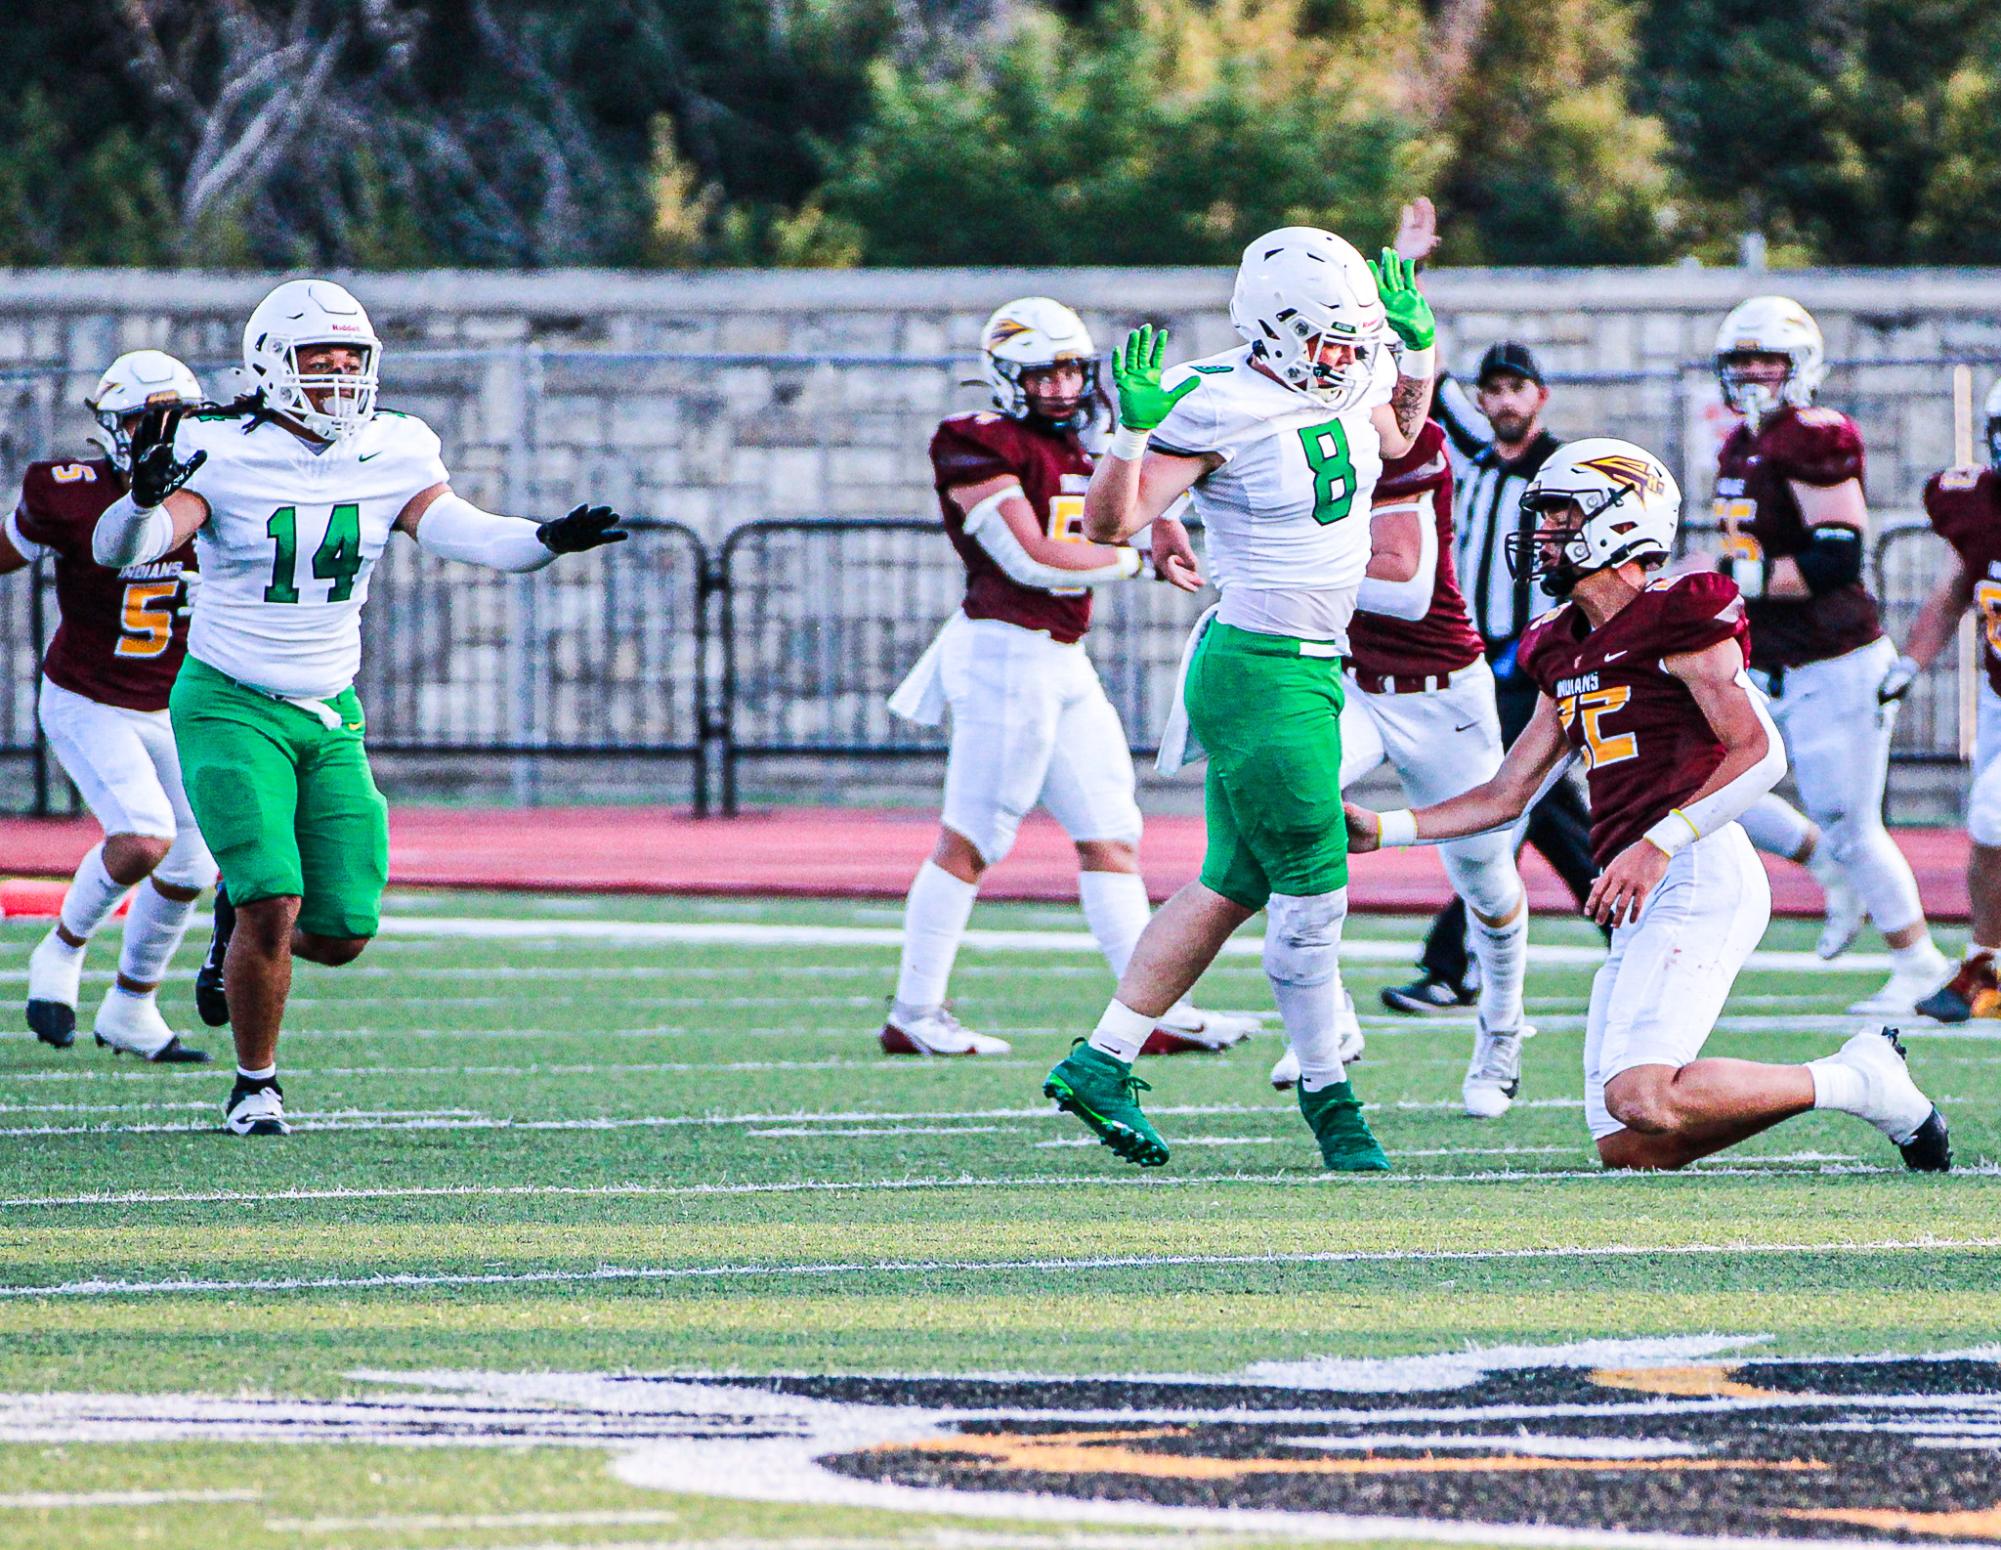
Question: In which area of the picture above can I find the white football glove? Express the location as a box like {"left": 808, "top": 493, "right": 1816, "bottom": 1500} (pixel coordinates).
{"left": 1877, "top": 653, "right": 1921, "bottom": 704}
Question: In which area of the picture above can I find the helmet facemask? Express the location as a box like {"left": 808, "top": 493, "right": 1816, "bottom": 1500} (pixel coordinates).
{"left": 253, "top": 338, "right": 379, "bottom": 441}
{"left": 1506, "top": 486, "right": 1664, "bottom": 599}
{"left": 1249, "top": 316, "right": 1380, "bottom": 411}
{"left": 1716, "top": 350, "right": 1795, "bottom": 429}
{"left": 994, "top": 356, "right": 1098, "bottom": 429}
{"left": 86, "top": 408, "right": 146, "bottom": 475}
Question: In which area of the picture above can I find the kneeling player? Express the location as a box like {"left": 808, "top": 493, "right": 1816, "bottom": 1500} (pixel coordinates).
{"left": 0, "top": 352, "right": 213, "bottom": 1062}
{"left": 1885, "top": 379, "right": 2001, "bottom": 1021}
{"left": 884, "top": 298, "right": 1255, "bottom": 1055}
{"left": 1347, "top": 439, "right": 1949, "bottom": 1171}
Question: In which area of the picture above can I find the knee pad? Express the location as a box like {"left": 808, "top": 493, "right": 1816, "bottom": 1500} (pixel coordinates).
{"left": 1441, "top": 833, "right": 1523, "bottom": 921}
{"left": 152, "top": 822, "right": 217, "bottom": 891}
{"left": 1970, "top": 761, "right": 2001, "bottom": 847}
{"left": 1262, "top": 889, "right": 1347, "bottom": 988}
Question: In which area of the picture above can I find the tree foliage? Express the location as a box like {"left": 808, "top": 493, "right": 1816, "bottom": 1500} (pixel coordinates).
{"left": 2, "top": 0, "right": 1999, "bottom": 268}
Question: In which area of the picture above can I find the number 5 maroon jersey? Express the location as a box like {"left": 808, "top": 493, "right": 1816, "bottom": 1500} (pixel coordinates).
{"left": 930, "top": 411, "right": 1095, "bottom": 644}
{"left": 11, "top": 458, "right": 197, "bottom": 712}
{"left": 1517, "top": 570, "right": 1754, "bottom": 865}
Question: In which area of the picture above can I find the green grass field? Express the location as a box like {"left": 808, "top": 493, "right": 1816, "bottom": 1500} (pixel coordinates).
{"left": 1, "top": 891, "right": 1996, "bottom": 1550}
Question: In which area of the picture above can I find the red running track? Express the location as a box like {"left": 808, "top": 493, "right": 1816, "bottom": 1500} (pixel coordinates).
{"left": 0, "top": 805, "right": 1973, "bottom": 920}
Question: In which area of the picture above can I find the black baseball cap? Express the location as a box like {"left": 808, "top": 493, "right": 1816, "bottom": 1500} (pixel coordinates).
{"left": 1476, "top": 341, "right": 1544, "bottom": 387}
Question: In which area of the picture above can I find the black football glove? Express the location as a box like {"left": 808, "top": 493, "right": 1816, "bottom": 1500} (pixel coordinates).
{"left": 128, "top": 405, "right": 206, "bottom": 509}
{"left": 536, "top": 502, "right": 628, "bottom": 555}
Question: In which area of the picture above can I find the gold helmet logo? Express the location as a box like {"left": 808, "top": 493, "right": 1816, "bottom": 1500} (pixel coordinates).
{"left": 1580, "top": 453, "right": 1666, "bottom": 499}
{"left": 985, "top": 317, "right": 1033, "bottom": 349}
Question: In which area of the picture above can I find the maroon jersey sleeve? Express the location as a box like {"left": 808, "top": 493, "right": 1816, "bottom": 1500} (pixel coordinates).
{"left": 18, "top": 458, "right": 197, "bottom": 713}
{"left": 1515, "top": 603, "right": 1580, "bottom": 698}
{"left": 1925, "top": 466, "right": 2001, "bottom": 697}
{"left": 1373, "top": 421, "right": 1449, "bottom": 501}
{"left": 1643, "top": 571, "right": 1752, "bottom": 663}
{"left": 1763, "top": 407, "right": 1865, "bottom": 488}
{"left": 929, "top": 412, "right": 1096, "bottom": 644}
{"left": 1347, "top": 423, "right": 1485, "bottom": 679}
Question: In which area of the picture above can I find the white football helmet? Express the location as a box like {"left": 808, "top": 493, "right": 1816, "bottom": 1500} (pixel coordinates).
{"left": 1714, "top": 295, "right": 1826, "bottom": 426}
{"left": 1230, "top": 227, "right": 1386, "bottom": 410}
{"left": 980, "top": 297, "right": 1097, "bottom": 425}
{"left": 1984, "top": 376, "right": 2001, "bottom": 470}
{"left": 1508, "top": 437, "right": 1682, "bottom": 597}
{"left": 243, "top": 278, "right": 381, "bottom": 440}
{"left": 83, "top": 350, "right": 203, "bottom": 473}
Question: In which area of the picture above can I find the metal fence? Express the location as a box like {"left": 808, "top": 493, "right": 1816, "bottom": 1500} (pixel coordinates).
{"left": 0, "top": 346, "right": 1990, "bottom": 817}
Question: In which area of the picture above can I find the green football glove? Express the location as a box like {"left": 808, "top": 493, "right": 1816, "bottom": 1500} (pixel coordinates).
{"left": 1369, "top": 248, "right": 1436, "bottom": 353}
{"left": 1110, "top": 325, "right": 1198, "bottom": 431}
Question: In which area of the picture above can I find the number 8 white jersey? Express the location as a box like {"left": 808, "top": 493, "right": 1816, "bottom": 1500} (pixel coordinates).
{"left": 173, "top": 410, "right": 449, "bottom": 698}
{"left": 1149, "top": 345, "right": 1390, "bottom": 596}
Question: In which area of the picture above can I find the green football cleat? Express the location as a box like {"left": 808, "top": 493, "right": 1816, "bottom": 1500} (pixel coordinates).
{"left": 1298, "top": 1079, "right": 1391, "bottom": 1172}
{"left": 1043, "top": 1042, "right": 1170, "bottom": 1167}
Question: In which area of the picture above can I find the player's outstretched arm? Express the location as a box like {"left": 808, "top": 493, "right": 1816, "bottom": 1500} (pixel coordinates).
{"left": 1084, "top": 326, "right": 1210, "bottom": 545}
{"left": 398, "top": 484, "right": 628, "bottom": 572}
{"left": 1348, "top": 692, "right": 1569, "bottom": 853}
{"left": 1367, "top": 250, "right": 1436, "bottom": 459}
{"left": 1880, "top": 556, "right": 1972, "bottom": 703}
{"left": 1587, "top": 637, "right": 1787, "bottom": 927}
{"left": 93, "top": 406, "right": 208, "bottom": 567}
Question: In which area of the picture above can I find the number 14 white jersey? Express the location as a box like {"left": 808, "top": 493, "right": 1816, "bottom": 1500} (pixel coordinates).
{"left": 173, "top": 410, "right": 448, "bottom": 698}
{"left": 1149, "top": 345, "right": 1391, "bottom": 597}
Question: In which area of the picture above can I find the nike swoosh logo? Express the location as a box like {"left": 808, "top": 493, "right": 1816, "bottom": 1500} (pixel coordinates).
{"left": 1604, "top": 650, "right": 1628, "bottom": 662}
{"left": 1393, "top": 456, "right": 1446, "bottom": 481}
{"left": 357, "top": 451, "right": 381, "bottom": 462}
{"left": 1452, "top": 719, "right": 1478, "bottom": 732}
{"left": 344, "top": 721, "right": 364, "bottom": 732}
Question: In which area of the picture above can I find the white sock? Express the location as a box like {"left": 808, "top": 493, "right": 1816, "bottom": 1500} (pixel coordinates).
{"left": 1890, "top": 937, "right": 1943, "bottom": 972}
{"left": 1740, "top": 795, "right": 1815, "bottom": 860}
{"left": 1807, "top": 1056, "right": 1866, "bottom": 1115}
{"left": 1846, "top": 826, "right": 1927, "bottom": 938}
{"left": 1470, "top": 903, "right": 1527, "bottom": 1032}
{"left": 1079, "top": 870, "right": 1151, "bottom": 980}
{"left": 1264, "top": 890, "right": 1348, "bottom": 1092}
{"left": 117, "top": 880, "right": 196, "bottom": 987}
{"left": 58, "top": 843, "right": 130, "bottom": 942}
{"left": 892, "top": 860, "right": 978, "bottom": 1019}
{"left": 237, "top": 1063, "right": 276, "bottom": 1082}
{"left": 1087, "top": 999, "right": 1155, "bottom": 1065}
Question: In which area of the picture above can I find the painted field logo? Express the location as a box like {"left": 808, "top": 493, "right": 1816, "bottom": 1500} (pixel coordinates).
{"left": 4, "top": 1340, "right": 1998, "bottom": 1544}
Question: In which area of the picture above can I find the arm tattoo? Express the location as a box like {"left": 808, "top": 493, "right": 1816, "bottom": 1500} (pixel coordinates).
{"left": 1390, "top": 375, "right": 1429, "bottom": 438}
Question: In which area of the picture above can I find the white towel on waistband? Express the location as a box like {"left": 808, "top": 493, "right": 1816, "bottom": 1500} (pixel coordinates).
{"left": 1155, "top": 602, "right": 1220, "bottom": 775}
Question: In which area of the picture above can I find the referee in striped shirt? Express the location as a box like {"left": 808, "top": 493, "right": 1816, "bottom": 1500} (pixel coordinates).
{"left": 1383, "top": 342, "right": 1605, "bottom": 1014}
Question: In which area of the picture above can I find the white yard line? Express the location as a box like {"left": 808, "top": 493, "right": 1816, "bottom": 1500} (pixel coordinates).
{"left": 6, "top": 1236, "right": 1995, "bottom": 1300}
{"left": 263, "top": 1509, "right": 681, "bottom": 1533}
{"left": 0, "top": 1488, "right": 260, "bottom": 1508}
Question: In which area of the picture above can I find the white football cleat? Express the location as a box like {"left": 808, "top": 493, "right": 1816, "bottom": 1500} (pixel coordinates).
{"left": 1269, "top": 1042, "right": 1299, "bottom": 1090}
{"left": 1462, "top": 1019, "right": 1532, "bottom": 1119}
{"left": 223, "top": 1079, "right": 289, "bottom": 1137}
{"left": 1810, "top": 852, "right": 1866, "bottom": 960}
{"left": 1827, "top": 1026, "right": 1949, "bottom": 1169}
{"left": 879, "top": 1006, "right": 1011, "bottom": 1056}
{"left": 1141, "top": 1003, "right": 1260, "bottom": 1055}
{"left": 1848, "top": 944, "right": 1952, "bottom": 1016}
{"left": 26, "top": 928, "right": 86, "bottom": 1048}
{"left": 93, "top": 990, "right": 210, "bottom": 1063}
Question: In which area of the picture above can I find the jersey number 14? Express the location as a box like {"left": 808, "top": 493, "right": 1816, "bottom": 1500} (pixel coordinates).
{"left": 264, "top": 504, "right": 363, "bottom": 604}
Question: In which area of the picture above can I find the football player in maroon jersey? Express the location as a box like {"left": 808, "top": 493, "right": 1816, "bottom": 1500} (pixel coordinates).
{"left": 881, "top": 297, "right": 1253, "bottom": 1057}
{"left": 1346, "top": 438, "right": 1949, "bottom": 1172}
{"left": 0, "top": 352, "right": 213, "bottom": 1062}
{"left": 1709, "top": 297, "right": 1949, "bottom": 1014}
{"left": 1883, "top": 377, "right": 2001, "bottom": 1021}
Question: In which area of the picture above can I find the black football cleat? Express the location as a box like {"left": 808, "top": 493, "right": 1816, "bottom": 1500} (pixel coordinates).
{"left": 95, "top": 1033, "right": 212, "bottom": 1065}
{"left": 194, "top": 881, "right": 234, "bottom": 1028}
{"left": 1380, "top": 975, "right": 1478, "bottom": 1016}
{"left": 1898, "top": 1108, "right": 1953, "bottom": 1173}
{"left": 223, "top": 1077, "right": 289, "bottom": 1137}
{"left": 26, "top": 1000, "right": 76, "bottom": 1049}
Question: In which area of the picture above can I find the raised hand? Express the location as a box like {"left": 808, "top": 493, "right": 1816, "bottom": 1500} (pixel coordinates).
{"left": 1368, "top": 248, "right": 1437, "bottom": 353}
{"left": 128, "top": 405, "right": 205, "bottom": 509}
{"left": 1344, "top": 802, "right": 1384, "bottom": 854}
{"left": 536, "top": 503, "right": 629, "bottom": 554}
{"left": 1393, "top": 196, "right": 1440, "bottom": 265}
{"left": 1110, "top": 325, "right": 1199, "bottom": 431}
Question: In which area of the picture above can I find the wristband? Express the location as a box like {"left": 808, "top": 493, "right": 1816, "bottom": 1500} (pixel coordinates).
{"left": 1376, "top": 809, "right": 1418, "bottom": 847}
{"left": 1722, "top": 553, "right": 1770, "bottom": 600}
{"left": 1115, "top": 546, "right": 1143, "bottom": 579}
{"left": 1109, "top": 424, "right": 1151, "bottom": 461}
{"left": 1397, "top": 344, "right": 1436, "bottom": 381}
{"left": 1642, "top": 808, "right": 1700, "bottom": 858}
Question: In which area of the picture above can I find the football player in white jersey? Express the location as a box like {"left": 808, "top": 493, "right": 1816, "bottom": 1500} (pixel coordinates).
{"left": 93, "top": 278, "right": 628, "bottom": 1136}
{"left": 1040, "top": 227, "right": 1437, "bottom": 1171}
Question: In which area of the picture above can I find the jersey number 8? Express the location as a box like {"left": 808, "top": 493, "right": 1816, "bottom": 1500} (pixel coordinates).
{"left": 1297, "top": 420, "right": 1357, "bottom": 526}
{"left": 264, "top": 503, "right": 364, "bottom": 604}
